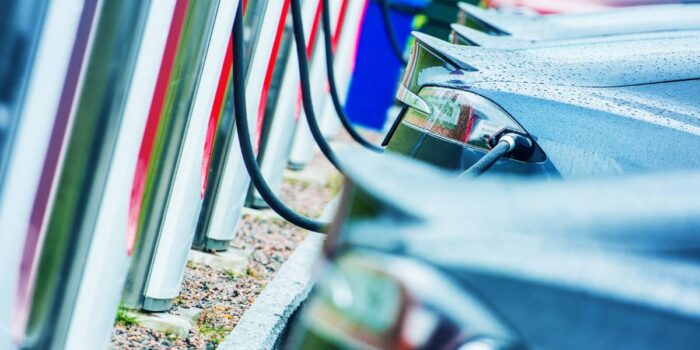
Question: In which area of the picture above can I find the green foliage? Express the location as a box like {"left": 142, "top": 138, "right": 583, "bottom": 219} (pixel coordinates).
{"left": 246, "top": 266, "right": 261, "bottom": 279}
{"left": 325, "top": 173, "right": 345, "bottom": 196}
{"left": 224, "top": 269, "right": 241, "bottom": 280}
{"left": 198, "top": 324, "right": 229, "bottom": 345}
{"left": 114, "top": 306, "right": 138, "bottom": 326}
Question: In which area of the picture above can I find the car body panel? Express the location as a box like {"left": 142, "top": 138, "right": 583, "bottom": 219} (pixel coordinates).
{"left": 386, "top": 32, "right": 700, "bottom": 176}
{"left": 468, "top": 80, "right": 700, "bottom": 176}
{"left": 458, "top": 3, "right": 700, "bottom": 40}
{"left": 486, "top": 0, "right": 700, "bottom": 14}
{"left": 451, "top": 24, "right": 700, "bottom": 49}
{"left": 386, "top": 121, "right": 559, "bottom": 175}
{"left": 315, "top": 149, "right": 700, "bottom": 350}
{"left": 413, "top": 31, "right": 700, "bottom": 88}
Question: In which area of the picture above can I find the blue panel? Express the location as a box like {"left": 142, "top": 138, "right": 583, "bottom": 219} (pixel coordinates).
{"left": 345, "top": 3, "right": 415, "bottom": 130}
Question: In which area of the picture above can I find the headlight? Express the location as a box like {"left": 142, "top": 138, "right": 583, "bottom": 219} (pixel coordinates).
{"left": 403, "top": 87, "right": 526, "bottom": 152}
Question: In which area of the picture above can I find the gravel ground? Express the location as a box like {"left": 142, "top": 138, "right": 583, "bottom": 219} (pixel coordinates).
{"left": 111, "top": 153, "right": 337, "bottom": 349}
{"left": 279, "top": 175, "right": 340, "bottom": 217}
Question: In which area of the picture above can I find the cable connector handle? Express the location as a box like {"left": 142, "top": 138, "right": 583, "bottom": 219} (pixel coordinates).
{"left": 489, "top": 129, "right": 535, "bottom": 161}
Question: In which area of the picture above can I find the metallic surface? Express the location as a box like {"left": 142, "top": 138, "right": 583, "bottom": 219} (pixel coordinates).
{"left": 193, "top": 0, "right": 273, "bottom": 250}
{"left": 412, "top": 31, "right": 700, "bottom": 87}
{"left": 387, "top": 122, "right": 555, "bottom": 176}
{"left": 395, "top": 83, "right": 431, "bottom": 115}
{"left": 143, "top": 0, "right": 239, "bottom": 305}
{"left": 0, "top": 0, "right": 58, "bottom": 348}
{"left": 250, "top": 0, "right": 325, "bottom": 207}
{"left": 288, "top": 0, "right": 331, "bottom": 169}
{"left": 20, "top": 0, "right": 152, "bottom": 348}
{"left": 64, "top": 0, "right": 178, "bottom": 347}
{"left": 10, "top": 0, "right": 102, "bottom": 347}
{"left": 487, "top": 0, "right": 699, "bottom": 14}
{"left": 199, "top": 0, "right": 289, "bottom": 247}
{"left": 458, "top": 3, "right": 700, "bottom": 40}
{"left": 122, "top": 0, "right": 222, "bottom": 310}
{"left": 451, "top": 23, "right": 700, "bottom": 49}
{"left": 0, "top": 0, "right": 48, "bottom": 195}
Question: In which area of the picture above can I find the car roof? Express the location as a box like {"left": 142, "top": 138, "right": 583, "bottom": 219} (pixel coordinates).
{"left": 336, "top": 149, "right": 700, "bottom": 322}
{"left": 458, "top": 3, "right": 700, "bottom": 40}
{"left": 414, "top": 31, "right": 700, "bottom": 87}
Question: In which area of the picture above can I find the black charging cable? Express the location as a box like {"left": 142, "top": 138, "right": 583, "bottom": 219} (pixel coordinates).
{"left": 320, "top": 0, "right": 383, "bottom": 153}
{"left": 289, "top": 0, "right": 344, "bottom": 171}
{"left": 378, "top": 0, "right": 408, "bottom": 65}
{"left": 459, "top": 132, "right": 534, "bottom": 178}
{"left": 232, "top": 1, "right": 330, "bottom": 233}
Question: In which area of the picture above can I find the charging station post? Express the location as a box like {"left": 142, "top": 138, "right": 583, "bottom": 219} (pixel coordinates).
{"left": 192, "top": 0, "right": 291, "bottom": 252}
{"left": 248, "top": 0, "right": 325, "bottom": 208}
{"left": 319, "top": 0, "right": 369, "bottom": 140}
{"left": 0, "top": 1, "right": 170, "bottom": 348}
{"left": 121, "top": 0, "right": 238, "bottom": 312}
{"left": 0, "top": 1, "right": 98, "bottom": 346}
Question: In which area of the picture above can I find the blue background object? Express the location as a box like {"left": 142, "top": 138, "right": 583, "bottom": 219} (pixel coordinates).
{"left": 345, "top": 2, "right": 417, "bottom": 130}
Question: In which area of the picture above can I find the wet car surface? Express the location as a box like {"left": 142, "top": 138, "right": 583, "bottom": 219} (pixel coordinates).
{"left": 386, "top": 30, "right": 700, "bottom": 177}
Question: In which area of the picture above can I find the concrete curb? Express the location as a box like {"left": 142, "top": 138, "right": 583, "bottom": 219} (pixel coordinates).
{"left": 320, "top": 193, "right": 341, "bottom": 222}
{"left": 218, "top": 232, "right": 325, "bottom": 350}
{"left": 187, "top": 248, "right": 250, "bottom": 276}
{"left": 126, "top": 307, "right": 202, "bottom": 339}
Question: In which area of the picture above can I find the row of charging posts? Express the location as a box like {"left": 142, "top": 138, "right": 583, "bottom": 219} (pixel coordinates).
{"left": 0, "top": 0, "right": 368, "bottom": 349}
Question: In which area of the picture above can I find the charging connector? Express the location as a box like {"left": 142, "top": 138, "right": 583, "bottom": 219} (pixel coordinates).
{"left": 459, "top": 132, "right": 534, "bottom": 178}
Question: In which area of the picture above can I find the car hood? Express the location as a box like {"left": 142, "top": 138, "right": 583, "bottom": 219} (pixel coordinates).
{"left": 414, "top": 31, "right": 700, "bottom": 88}
{"left": 458, "top": 2, "right": 700, "bottom": 40}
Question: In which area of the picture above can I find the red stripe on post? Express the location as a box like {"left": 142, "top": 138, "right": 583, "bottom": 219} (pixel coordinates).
{"left": 296, "top": 0, "right": 325, "bottom": 120}
{"left": 255, "top": 0, "right": 292, "bottom": 150}
{"left": 332, "top": 0, "right": 350, "bottom": 52}
{"left": 127, "top": 0, "right": 190, "bottom": 256}
{"left": 325, "top": 0, "right": 349, "bottom": 94}
{"left": 307, "top": 1, "right": 324, "bottom": 58}
{"left": 15, "top": 0, "right": 100, "bottom": 340}
{"left": 351, "top": 0, "right": 370, "bottom": 71}
{"left": 201, "top": 36, "right": 233, "bottom": 198}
